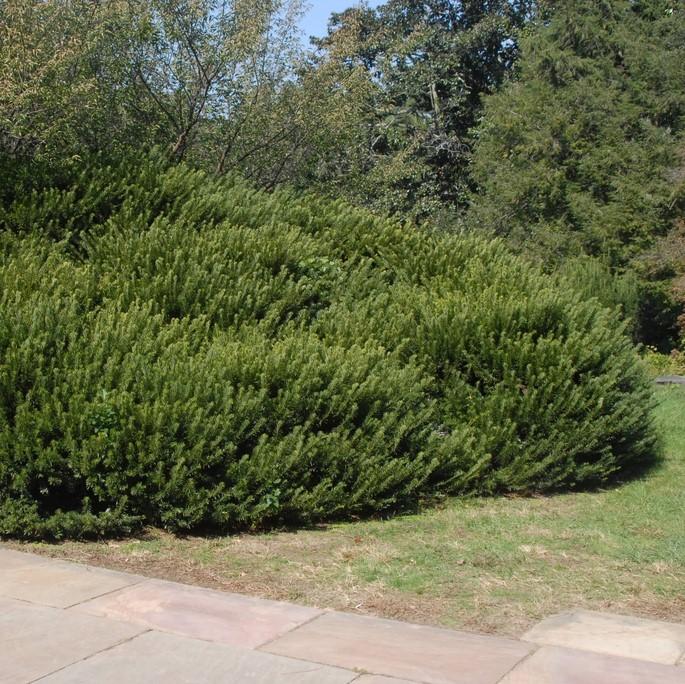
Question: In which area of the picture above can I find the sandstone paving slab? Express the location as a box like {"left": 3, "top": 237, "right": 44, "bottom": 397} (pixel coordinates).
{"left": 0, "top": 596, "right": 144, "bottom": 683}
{"left": 355, "top": 677, "right": 421, "bottom": 683}
{"left": 72, "top": 578, "right": 323, "bottom": 649}
{"left": 0, "top": 596, "right": 23, "bottom": 616}
{"left": 522, "top": 609, "right": 685, "bottom": 664}
{"left": 261, "top": 611, "right": 534, "bottom": 684}
{"left": 500, "top": 645, "right": 685, "bottom": 684}
{"left": 40, "top": 629, "right": 357, "bottom": 684}
{"left": 0, "top": 553, "right": 142, "bottom": 609}
{"left": 0, "top": 548, "right": 53, "bottom": 571}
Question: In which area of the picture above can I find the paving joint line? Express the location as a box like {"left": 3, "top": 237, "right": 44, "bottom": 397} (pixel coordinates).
{"left": 351, "top": 672, "right": 431, "bottom": 684}
{"left": 253, "top": 606, "right": 328, "bottom": 651}
{"left": 63, "top": 577, "right": 149, "bottom": 610}
{"left": 254, "top": 641, "right": 376, "bottom": 678}
{"left": 253, "top": 626, "right": 435, "bottom": 683}
{"left": 28, "top": 628, "right": 152, "bottom": 683}
{"left": 0, "top": 593, "right": 52, "bottom": 609}
{"left": 493, "top": 642, "right": 539, "bottom": 683}
{"left": 676, "top": 645, "right": 685, "bottom": 666}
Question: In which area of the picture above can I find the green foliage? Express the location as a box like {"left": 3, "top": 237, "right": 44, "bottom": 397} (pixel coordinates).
{"left": 637, "top": 219, "right": 685, "bottom": 346}
{"left": 558, "top": 257, "right": 640, "bottom": 333}
{"left": 0, "top": 157, "right": 657, "bottom": 539}
{"left": 0, "top": 0, "right": 306, "bottom": 177}
{"left": 469, "top": 0, "right": 685, "bottom": 346}
{"left": 301, "top": 0, "right": 535, "bottom": 219}
{"left": 470, "top": 1, "right": 685, "bottom": 258}
{"left": 642, "top": 348, "right": 685, "bottom": 377}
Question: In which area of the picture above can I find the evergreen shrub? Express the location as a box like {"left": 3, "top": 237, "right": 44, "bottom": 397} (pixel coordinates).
{"left": 0, "top": 157, "right": 658, "bottom": 538}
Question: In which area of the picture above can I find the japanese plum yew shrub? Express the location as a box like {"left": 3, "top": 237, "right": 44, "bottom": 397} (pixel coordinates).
{"left": 0, "top": 157, "right": 657, "bottom": 538}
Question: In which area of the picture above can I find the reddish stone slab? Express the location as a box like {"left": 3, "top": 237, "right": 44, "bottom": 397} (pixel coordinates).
{"left": 523, "top": 610, "right": 685, "bottom": 664}
{"left": 500, "top": 645, "right": 685, "bottom": 684}
{"left": 261, "top": 611, "right": 533, "bottom": 684}
{"left": 0, "top": 552, "right": 142, "bottom": 609}
{"left": 72, "top": 579, "right": 323, "bottom": 648}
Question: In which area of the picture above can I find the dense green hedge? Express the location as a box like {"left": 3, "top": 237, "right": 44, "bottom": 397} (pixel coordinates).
{"left": 0, "top": 157, "right": 657, "bottom": 538}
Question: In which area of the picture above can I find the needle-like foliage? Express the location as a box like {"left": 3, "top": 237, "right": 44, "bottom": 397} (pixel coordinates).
{"left": 0, "top": 156, "right": 657, "bottom": 538}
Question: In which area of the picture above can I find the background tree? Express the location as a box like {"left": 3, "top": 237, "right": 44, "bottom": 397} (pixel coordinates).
{"left": 299, "top": 0, "right": 536, "bottom": 220}
{"left": 207, "top": 15, "right": 373, "bottom": 190}
{"left": 468, "top": 0, "right": 685, "bottom": 344}
{"left": 0, "top": 0, "right": 136, "bottom": 167}
{"left": 0, "top": 0, "right": 305, "bottom": 175}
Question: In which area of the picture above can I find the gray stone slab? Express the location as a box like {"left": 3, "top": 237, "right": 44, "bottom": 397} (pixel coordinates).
{"left": 0, "top": 553, "right": 142, "bottom": 608}
{"left": 655, "top": 375, "right": 685, "bottom": 385}
{"left": 0, "top": 596, "right": 144, "bottom": 683}
{"left": 261, "top": 611, "right": 534, "bottom": 684}
{"left": 73, "top": 578, "right": 323, "bottom": 648}
{"left": 40, "top": 629, "right": 357, "bottom": 684}
{"left": 0, "top": 547, "right": 52, "bottom": 570}
{"left": 522, "top": 609, "right": 685, "bottom": 664}
{"left": 500, "top": 645, "right": 685, "bottom": 684}
{"left": 356, "top": 677, "right": 420, "bottom": 684}
{"left": 0, "top": 596, "right": 23, "bottom": 616}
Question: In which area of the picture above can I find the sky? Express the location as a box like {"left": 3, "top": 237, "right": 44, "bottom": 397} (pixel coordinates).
{"left": 299, "top": 1, "right": 382, "bottom": 41}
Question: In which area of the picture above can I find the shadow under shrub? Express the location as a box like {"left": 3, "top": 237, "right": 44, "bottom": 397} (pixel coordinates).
{"left": 0, "top": 158, "right": 658, "bottom": 539}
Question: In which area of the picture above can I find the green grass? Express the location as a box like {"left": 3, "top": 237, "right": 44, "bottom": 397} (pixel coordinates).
{"left": 7, "top": 386, "right": 684, "bottom": 636}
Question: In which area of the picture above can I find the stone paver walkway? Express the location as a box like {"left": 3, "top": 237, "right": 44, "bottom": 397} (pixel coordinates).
{"left": 1, "top": 547, "right": 684, "bottom": 683}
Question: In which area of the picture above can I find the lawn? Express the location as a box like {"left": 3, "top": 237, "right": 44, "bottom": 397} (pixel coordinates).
{"left": 6, "top": 385, "right": 684, "bottom": 637}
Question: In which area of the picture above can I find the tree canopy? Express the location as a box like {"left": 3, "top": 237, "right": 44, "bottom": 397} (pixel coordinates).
{"left": 468, "top": 0, "right": 685, "bottom": 342}
{"left": 470, "top": 0, "right": 684, "bottom": 261}
{"left": 1, "top": 0, "right": 684, "bottom": 346}
{"left": 0, "top": 0, "right": 306, "bottom": 177}
{"left": 300, "top": 0, "right": 535, "bottom": 219}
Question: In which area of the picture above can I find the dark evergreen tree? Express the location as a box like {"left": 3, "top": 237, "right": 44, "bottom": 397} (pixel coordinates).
{"left": 469, "top": 0, "right": 685, "bottom": 343}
